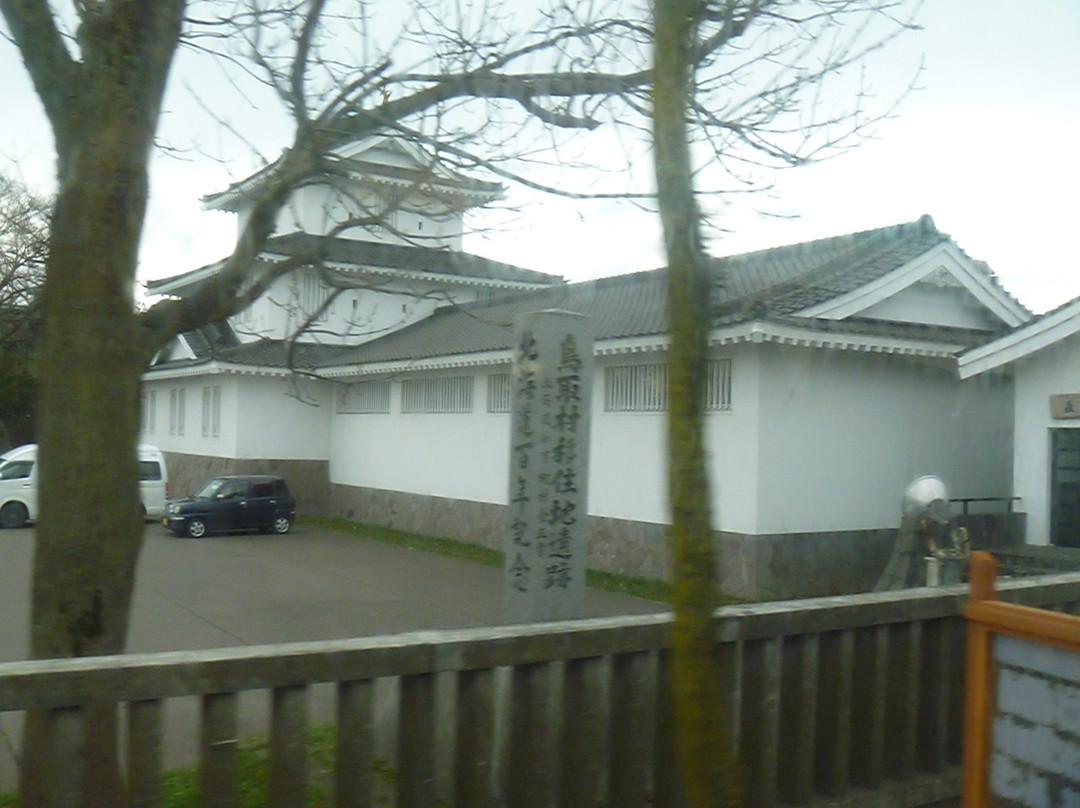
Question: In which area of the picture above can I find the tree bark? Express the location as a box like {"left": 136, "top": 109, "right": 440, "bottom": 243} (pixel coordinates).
{"left": 653, "top": 2, "right": 740, "bottom": 806}
{"left": 7, "top": 3, "right": 186, "bottom": 805}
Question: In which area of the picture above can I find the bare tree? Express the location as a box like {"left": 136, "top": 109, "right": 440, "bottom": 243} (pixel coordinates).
{"left": 0, "top": 0, "right": 916, "bottom": 802}
{"left": 0, "top": 172, "right": 47, "bottom": 446}
{"left": 0, "top": 172, "right": 47, "bottom": 341}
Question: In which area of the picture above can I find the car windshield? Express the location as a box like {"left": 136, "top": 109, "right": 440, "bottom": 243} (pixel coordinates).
{"left": 194, "top": 478, "right": 227, "bottom": 499}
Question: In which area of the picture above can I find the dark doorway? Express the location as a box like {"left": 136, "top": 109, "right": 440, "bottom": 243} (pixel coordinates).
{"left": 1051, "top": 428, "right": 1080, "bottom": 547}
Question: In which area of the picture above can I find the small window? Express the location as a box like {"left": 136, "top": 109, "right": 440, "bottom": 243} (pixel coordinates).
{"left": 169, "top": 389, "right": 186, "bottom": 435}
{"left": 487, "top": 373, "right": 511, "bottom": 413}
{"left": 138, "top": 461, "right": 162, "bottom": 481}
{"left": 141, "top": 390, "right": 157, "bottom": 435}
{"left": 301, "top": 273, "right": 330, "bottom": 323}
{"left": 337, "top": 380, "right": 391, "bottom": 414}
{"left": 401, "top": 376, "right": 473, "bottom": 414}
{"left": 202, "top": 386, "right": 221, "bottom": 437}
{"left": 604, "top": 363, "right": 667, "bottom": 412}
{"left": 251, "top": 482, "right": 274, "bottom": 498}
{"left": 705, "top": 359, "right": 733, "bottom": 411}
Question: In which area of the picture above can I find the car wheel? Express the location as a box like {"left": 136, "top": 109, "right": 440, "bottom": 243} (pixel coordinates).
{"left": 186, "top": 518, "right": 207, "bottom": 539}
{"left": 271, "top": 515, "right": 292, "bottom": 535}
{"left": 0, "top": 502, "right": 28, "bottom": 529}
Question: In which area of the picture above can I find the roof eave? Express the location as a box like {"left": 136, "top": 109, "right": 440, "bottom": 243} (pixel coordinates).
{"left": 959, "top": 297, "right": 1080, "bottom": 379}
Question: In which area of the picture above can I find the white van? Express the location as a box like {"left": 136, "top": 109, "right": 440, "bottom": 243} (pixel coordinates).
{"left": 0, "top": 443, "right": 169, "bottom": 528}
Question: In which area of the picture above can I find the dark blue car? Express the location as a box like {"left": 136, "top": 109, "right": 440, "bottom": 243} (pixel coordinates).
{"left": 164, "top": 475, "right": 296, "bottom": 538}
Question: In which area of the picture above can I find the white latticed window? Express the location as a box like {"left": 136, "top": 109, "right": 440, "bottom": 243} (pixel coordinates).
{"left": 487, "top": 373, "right": 511, "bottom": 413}
{"left": 401, "top": 376, "right": 473, "bottom": 414}
{"left": 337, "top": 380, "right": 392, "bottom": 414}
{"left": 141, "top": 390, "right": 156, "bottom": 435}
{"left": 705, "top": 359, "right": 733, "bottom": 411}
{"left": 300, "top": 274, "right": 330, "bottom": 323}
{"left": 604, "top": 363, "right": 667, "bottom": 412}
{"left": 201, "top": 385, "right": 221, "bottom": 437}
{"left": 169, "top": 388, "right": 185, "bottom": 435}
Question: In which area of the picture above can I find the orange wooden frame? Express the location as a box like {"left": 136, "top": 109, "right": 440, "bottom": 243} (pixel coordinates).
{"left": 961, "top": 551, "right": 1080, "bottom": 808}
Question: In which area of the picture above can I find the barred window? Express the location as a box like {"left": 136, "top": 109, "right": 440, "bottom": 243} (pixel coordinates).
{"left": 301, "top": 273, "right": 330, "bottom": 323}
{"left": 201, "top": 385, "right": 221, "bottom": 437}
{"left": 605, "top": 363, "right": 667, "bottom": 412}
{"left": 169, "top": 388, "right": 186, "bottom": 435}
{"left": 705, "top": 359, "right": 733, "bottom": 411}
{"left": 401, "top": 376, "right": 473, "bottom": 414}
{"left": 487, "top": 373, "right": 511, "bottom": 413}
{"left": 337, "top": 380, "right": 392, "bottom": 414}
{"left": 141, "top": 390, "right": 156, "bottom": 435}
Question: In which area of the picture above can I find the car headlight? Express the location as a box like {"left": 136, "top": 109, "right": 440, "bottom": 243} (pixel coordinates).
{"left": 168, "top": 503, "right": 180, "bottom": 515}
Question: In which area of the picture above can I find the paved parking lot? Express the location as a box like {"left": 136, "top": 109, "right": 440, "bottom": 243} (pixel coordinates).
{"left": 0, "top": 522, "right": 667, "bottom": 790}
{"left": 0, "top": 521, "right": 666, "bottom": 662}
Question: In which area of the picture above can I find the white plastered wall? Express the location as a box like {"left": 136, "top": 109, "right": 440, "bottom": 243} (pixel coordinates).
{"left": 754, "top": 343, "right": 1013, "bottom": 534}
{"left": 327, "top": 347, "right": 765, "bottom": 532}
{"left": 140, "top": 376, "right": 240, "bottom": 458}
{"left": 233, "top": 375, "right": 333, "bottom": 460}
{"left": 1011, "top": 333, "right": 1080, "bottom": 546}
{"left": 142, "top": 373, "right": 333, "bottom": 461}
{"left": 329, "top": 371, "right": 510, "bottom": 503}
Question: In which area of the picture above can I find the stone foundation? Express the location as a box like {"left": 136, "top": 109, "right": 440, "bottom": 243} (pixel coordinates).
{"left": 163, "top": 453, "right": 331, "bottom": 515}
{"left": 329, "top": 483, "right": 906, "bottom": 599}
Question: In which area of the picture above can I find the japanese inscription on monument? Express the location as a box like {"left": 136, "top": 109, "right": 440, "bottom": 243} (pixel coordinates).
{"left": 503, "top": 310, "right": 593, "bottom": 622}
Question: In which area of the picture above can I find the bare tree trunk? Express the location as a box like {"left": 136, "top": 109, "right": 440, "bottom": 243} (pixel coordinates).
{"left": 8, "top": 5, "right": 186, "bottom": 804}
{"left": 653, "top": 2, "right": 740, "bottom": 806}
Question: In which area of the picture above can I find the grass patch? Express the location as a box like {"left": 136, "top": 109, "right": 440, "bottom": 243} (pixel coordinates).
{"left": 160, "top": 723, "right": 339, "bottom": 808}
{"left": 0, "top": 725, "right": 341, "bottom": 808}
{"left": 302, "top": 515, "right": 670, "bottom": 603}
{"left": 303, "top": 515, "right": 502, "bottom": 568}
{"left": 0, "top": 725, "right": 396, "bottom": 808}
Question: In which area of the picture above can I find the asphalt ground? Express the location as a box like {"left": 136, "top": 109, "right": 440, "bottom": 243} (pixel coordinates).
{"left": 0, "top": 522, "right": 667, "bottom": 790}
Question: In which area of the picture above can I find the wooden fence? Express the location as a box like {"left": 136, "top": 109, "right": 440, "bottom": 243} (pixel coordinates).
{"left": 962, "top": 552, "right": 1080, "bottom": 808}
{"left": 3, "top": 570, "right": 1080, "bottom": 808}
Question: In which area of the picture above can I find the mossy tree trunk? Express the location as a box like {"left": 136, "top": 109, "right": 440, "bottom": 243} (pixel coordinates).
{"left": 653, "top": 2, "right": 740, "bottom": 806}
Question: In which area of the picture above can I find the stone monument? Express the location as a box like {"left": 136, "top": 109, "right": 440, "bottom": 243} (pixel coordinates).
{"left": 503, "top": 310, "right": 593, "bottom": 622}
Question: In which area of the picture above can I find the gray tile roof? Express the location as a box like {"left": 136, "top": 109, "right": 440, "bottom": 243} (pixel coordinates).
{"left": 213, "top": 340, "right": 357, "bottom": 369}
{"left": 146, "top": 234, "right": 561, "bottom": 297}
{"left": 155, "top": 216, "right": 1022, "bottom": 374}
{"left": 263, "top": 233, "right": 561, "bottom": 286}
{"left": 316, "top": 215, "right": 1011, "bottom": 367}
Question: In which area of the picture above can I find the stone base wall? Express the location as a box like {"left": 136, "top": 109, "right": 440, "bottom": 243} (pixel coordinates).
{"left": 328, "top": 483, "right": 900, "bottom": 599}
{"left": 717, "top": 529, "right": 898, "bottom": 601}
{"left": 163, "top": 453, "right": 331, "bottom": 515}
{"left": 266, "top": 480, "right": 1025, "bottom": 600}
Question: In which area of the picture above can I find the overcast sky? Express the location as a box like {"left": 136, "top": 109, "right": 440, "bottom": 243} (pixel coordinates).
{"left": 2, "top": 1, "right": 1078, "bottom": 314}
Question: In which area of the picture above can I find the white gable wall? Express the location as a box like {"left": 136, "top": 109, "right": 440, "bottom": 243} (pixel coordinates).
{"left": 755, "top": 344, "right": 1013, "bottom": 533}
{"left": 857, "top": 283, "right": 1003, "bottom": 330}
{"left": 1011, "top": 333, "right": 1080, "bottom": 546}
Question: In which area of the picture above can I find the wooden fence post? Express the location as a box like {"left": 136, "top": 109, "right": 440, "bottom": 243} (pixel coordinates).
{"left": 961, "top": 551, "right": 997, "bottom": 808}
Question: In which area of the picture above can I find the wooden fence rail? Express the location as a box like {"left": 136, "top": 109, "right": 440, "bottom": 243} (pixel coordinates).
{"left": 3, "top": 570, "right": 1080, "bottom": 808}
